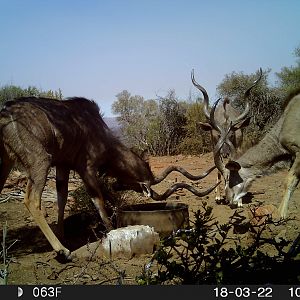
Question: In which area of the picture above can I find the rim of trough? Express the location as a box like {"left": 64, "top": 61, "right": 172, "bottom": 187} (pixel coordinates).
{"left": 118, "top": 202, "right": 189, "bottom": 213}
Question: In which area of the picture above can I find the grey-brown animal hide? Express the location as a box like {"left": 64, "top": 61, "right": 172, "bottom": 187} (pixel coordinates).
{"left": 0, "top": 97, "right": 156, "bottom": 259}
{"left": 224, "top": 92, "right": 300, "bottom": 218}
{"left": 191, "top": 69, "right": 262, "bottom": 201}
{"left": 0, "top": 97, "right": 218, "bottom": 260}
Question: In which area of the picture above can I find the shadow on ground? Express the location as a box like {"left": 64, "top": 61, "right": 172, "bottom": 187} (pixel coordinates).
{"left": 1, "top": 212, "right": 106, "bottom": 257}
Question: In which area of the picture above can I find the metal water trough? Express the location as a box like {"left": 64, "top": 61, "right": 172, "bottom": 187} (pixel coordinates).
{"left": 117, "top": 202, "right": 189, "bottom": 236}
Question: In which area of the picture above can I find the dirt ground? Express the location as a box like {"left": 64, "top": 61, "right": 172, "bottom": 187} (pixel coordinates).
{"left": 0, "top": 153, "right": 300, "bottom": 285}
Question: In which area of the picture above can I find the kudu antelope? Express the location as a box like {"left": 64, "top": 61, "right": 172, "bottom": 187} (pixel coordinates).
{"left": 191, "top": 68, "right": 262, "bottom": 201}
{"left": 214, "top": 89, "right": 300, "bottom": 218}
{"left": 0, "top": 97, "right": 218, "bottom": 260}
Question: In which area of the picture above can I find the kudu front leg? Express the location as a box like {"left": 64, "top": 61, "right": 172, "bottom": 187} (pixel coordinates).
{"left": 215, "top": 171, "right": 222, "bottom": 202}
{"left": 24, "top": 178, "right": 72, "bottom": 260}
{"left": 81, "top": 172, "right": 113, "bottom": 231}
{"left": 278, "top": 157, "right": 300, "bottom": 219}
{"left": 91, "top": 192, "right": 113, "bottom": 231}
{"left": 56, "top": 167, "right": 70, "bottom": 241}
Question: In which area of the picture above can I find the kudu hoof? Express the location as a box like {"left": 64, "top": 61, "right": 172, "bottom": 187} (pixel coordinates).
{"left": 55, "top": 249, "right": 73, "bottom": 263}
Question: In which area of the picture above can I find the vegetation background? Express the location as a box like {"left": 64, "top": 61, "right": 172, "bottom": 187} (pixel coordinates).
{"left": 112, "top": 46, "right": 300, "bottom": 155}
{"left": 1, "top": 46, "right": 299, "bottom": 156}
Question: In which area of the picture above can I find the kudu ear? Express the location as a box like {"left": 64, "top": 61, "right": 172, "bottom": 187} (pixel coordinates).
{"left": 197, "top": 122, "right": 213, "bottom": 132}
{"left": 141, "top": 149, "right": 150, "bottom": 163}
{"left": 225, "top": 160, "right": 241, "bottom": 171}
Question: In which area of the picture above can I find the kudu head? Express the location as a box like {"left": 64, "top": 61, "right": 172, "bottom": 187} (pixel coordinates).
{"left": 207, "top": 69, "right": 263, "bottom": 206}
{"left": 107, "top": 146, "right": 155, "bottom": 196}
{"left": 213, "top": 121, "right": 253, "bottom": 207}
{"left": 191, "top": 68, "right": 262, "bottom": 159}
{"left": 112, "top": 148, "right": 219, "bottom": 200}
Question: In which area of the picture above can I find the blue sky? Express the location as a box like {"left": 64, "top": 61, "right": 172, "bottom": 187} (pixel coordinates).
{"left": 1, "top": 0, "right": 299, "bottom": 117}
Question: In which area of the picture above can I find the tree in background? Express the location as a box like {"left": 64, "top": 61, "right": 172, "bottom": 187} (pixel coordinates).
{"left": 112, "top": 90, "right": 159, "bottom": 152}
{"left": 25, "top": 86, "right": 63, "bottom": 100}
{"left": 112, "top": 89, "right": 188, "bottom": 156}
{"left": 217, "top": 45, "right": 300, "bottom": 147}
{"left": 0, "top": 85, "right": 63, "bottom": 108}
{"left": 156, "top": 90, "right": 187, "bottom": 155}
{"left": 178, "top": 101, "right": 211, "bottom": 155}
{"left": 217, "top": 68, "right": 283, "bottom": 146}
{"left": 276, "top": 46, "right": 300, "bottom": 95}
{"left": 112, "top": 45, "right": 300, "bottom": 156}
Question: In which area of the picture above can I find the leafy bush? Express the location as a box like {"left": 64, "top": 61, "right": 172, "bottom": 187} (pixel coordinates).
{"left": 0, "top": 85, "right": 63, "bottom": 108}
{"left": 0, "top": 222, "right": 17, "bottom": 285}
{"left": 137, "top": 203, "right": 300, "bottom": 285}
{"left": 68, "top": 174, "right": 146, "bottom": 229}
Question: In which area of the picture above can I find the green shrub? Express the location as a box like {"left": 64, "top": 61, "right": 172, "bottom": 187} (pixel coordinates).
{"left": 137, "top": 203, "right": 300, "bottom": 285}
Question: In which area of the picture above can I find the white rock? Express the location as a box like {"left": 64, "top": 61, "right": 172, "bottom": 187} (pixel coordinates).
{"left": 102, "top": 225, "right": 160, "bottom": 259}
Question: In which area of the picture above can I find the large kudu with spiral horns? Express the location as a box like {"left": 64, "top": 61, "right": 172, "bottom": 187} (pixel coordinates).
{"left": 191, "top": 68, "right": 263, "bottom": 201}
{"left": 214, "top": 89, "right": 300, "bottom": 218}
{"left": 0, "top": 96, "right": 218, "bottom": 260}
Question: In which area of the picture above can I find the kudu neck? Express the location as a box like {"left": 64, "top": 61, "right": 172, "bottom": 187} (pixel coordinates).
{"left": 108, "top": 142, "right": 154, "bottom": 183}
{"left": 238, "top": 116, "right": 291, "bottom": 178}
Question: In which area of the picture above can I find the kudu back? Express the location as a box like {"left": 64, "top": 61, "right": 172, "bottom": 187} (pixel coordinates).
{"left": 217, "top": 90, "right": 300, "bottom": 218}
{"left": 0, "top": 97, "right": 218, "bottom": 260}
{"left": 191, "top": 69, "right": 262, "bottom": 201}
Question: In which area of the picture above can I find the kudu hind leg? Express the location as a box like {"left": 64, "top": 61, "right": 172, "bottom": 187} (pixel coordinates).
{"left": 24, "top": 176, "right": 71, "bottom": 259}
{"left": 278, "top": 156, "right": 300, "bottom": 218}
